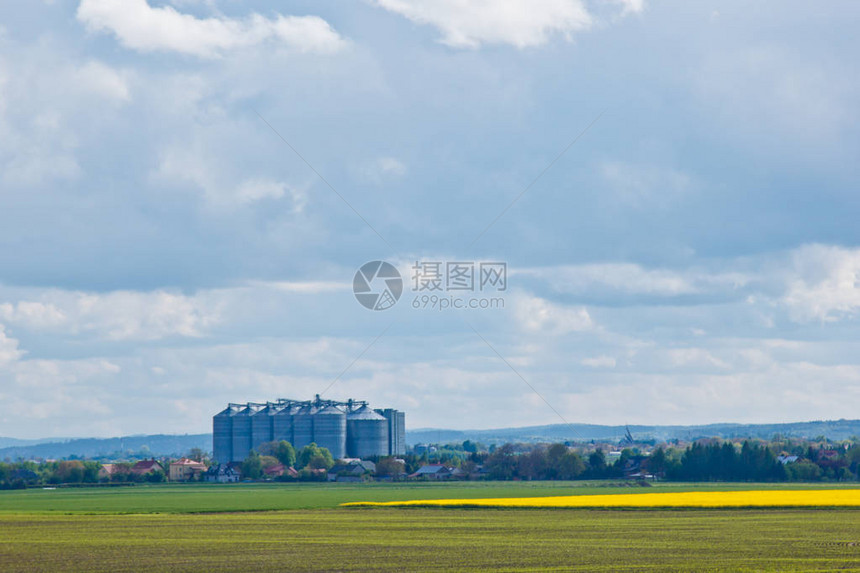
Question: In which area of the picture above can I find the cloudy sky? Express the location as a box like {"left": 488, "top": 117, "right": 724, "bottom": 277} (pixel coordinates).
{"left": 0, "top": 0, "right": 859, "bottom": 438}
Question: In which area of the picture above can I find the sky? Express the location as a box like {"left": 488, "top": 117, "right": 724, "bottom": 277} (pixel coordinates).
{"left": 0, "top": 0, "right": 859, "bottom": 438}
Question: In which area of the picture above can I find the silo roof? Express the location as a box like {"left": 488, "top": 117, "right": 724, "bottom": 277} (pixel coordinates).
{"left": 347, "top": 405, "right": 386, "bottom": 421}
{"left": 236, "top": 403, "right": 266, "bottom": 416}
{"left": 215, "top": 403, "right": 245, "bottom": 417}
{"left": 316, "top": 405, "right": 345, "bottom": 415}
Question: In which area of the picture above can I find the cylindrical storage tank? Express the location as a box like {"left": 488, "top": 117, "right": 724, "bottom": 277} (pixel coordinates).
{"left": 312, "top": 405, "right": 346, "bottom": 460}
{"left": 251, "top": 404, "right": 275, "bottom": 452}
{"left": 291, "top": 405, "right": 316, "bottom": 450}
{"left": 213, "top": 404, "right": 240, "bottom": 464}
{"left": 231, "top": 404, "right": 262, "bottom": 462}
{"left": 346, "top": 405, "right": 389, "bottom": 458}
{"left": 272, "top": 403, "right": 295, "bottom": 444}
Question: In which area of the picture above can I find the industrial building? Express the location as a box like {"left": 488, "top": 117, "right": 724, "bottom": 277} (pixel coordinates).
{"left": 213, "top": 395, "right": 405, "bottom": 463}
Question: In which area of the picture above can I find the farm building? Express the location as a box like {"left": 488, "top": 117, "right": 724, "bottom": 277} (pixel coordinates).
{"left": 328, "top": 460, "right": 376, "bottom": 482}
{"left": 213, "top": 395, "right": 405, "bottom": 463}
{"left": 408, "top": 464, "right": 453, "bottom": 480}
{"left": 169, "top": 458, "right": 207, "bottom": 482}
{"left": 130, "top": 460, "right": 164, "bottom": 476}
{"left": 205, "top": 464, "right": 241, "bottom": 483}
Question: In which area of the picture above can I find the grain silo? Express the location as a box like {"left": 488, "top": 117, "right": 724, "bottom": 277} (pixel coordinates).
{"left": 213, "top": 397, "right": 405, "bottom": 463}
{"left": 251, "top": 403, "right": 276, "bottom": 449}
{"left": 346, "top": 405, "right": 389, "bottom": 458}
{"left": 376, "top": 408, "right": 407, "bottom": 456}
{"left": 312, "top": 404, "right": 346, "bottom": 459}
{"left": 231, "top": 403, "right": 264, "bottom": 462}
{"left": 292, "top": 403, "right": 316, "bottom": 450}
{"left": 213, "top": 403, "right": 241, "bottom": 464}
{"left": 272, "top": 402, "right": 297, "bottom": 444}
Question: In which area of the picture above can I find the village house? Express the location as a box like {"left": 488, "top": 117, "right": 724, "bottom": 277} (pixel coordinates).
{"left": 168, "top": 458, "right": 207, "bottom": 482}
{"left": 408, "top": 464, "right": 452, "bottom": 480}
{"left": 205, "top": 464, "right": 241, "bottom": 483}
{"left": 130, "top": 459, "right": 164, "bottom": 476}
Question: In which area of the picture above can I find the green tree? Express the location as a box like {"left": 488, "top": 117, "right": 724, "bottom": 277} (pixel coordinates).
{"left": 376, "top": 457, "right": 405, "bottom": 478}
{"left": 587, "top": 450, "right": 607, "bottom": 478}
{"left": 275, "top": 441, "right": 297, "bottom": 468}
{"left": 55, "top": 460, "right": 85, "bottom": 483}
{"left": 785, "top": 461, "right": 822, "bottom": 481}
{"left": 296, "top": 443, "right": 333, "bottom": 470}
{"left": 484, "top": 444, "right": 517, "bottom": 480}
{"left": 557, "top": 451, "right": 586, "bottom": 479}
{"left": 260, "top": 456, "right": 280, "bottom": 470}
{"left": 648, "top": 447, "right": 667, "bottom": 478}
{"left": 242, "top": 451, "right": 263, "bottom": 480}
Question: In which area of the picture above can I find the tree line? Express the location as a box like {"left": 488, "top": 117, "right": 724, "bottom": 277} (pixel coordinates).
{"left": 408, "top": 438, "right": 860, "bottom": 482}
{"left": 4, "top": 437, "right": 860, "bottom": 487}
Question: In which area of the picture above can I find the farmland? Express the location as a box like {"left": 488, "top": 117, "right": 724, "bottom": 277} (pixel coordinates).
{"left": 1, "top": 508, "right": 859, "bottom": 571}
{"left": 1, "top": 482, "right": 859, "bottom": 571}
{"left": 2, "top": 480, "right": 859, "bottom": 514}
{"left": 345, "top": 488, "right": 860, "bottom": 509}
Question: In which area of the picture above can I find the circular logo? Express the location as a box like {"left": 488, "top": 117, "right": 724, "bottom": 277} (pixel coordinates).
{"left": 353, "top": 261, "right": 403, "bottom": 311}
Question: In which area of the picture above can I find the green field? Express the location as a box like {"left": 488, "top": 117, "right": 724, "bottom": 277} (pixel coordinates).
{"left": 1, "top": 482, "right": 859, "bottom": 571}
{"left": 1, "top": 509, "right": 859, "bottom": 571}
{"left": 2, "top": 481, "right": 858, "bottom": 514}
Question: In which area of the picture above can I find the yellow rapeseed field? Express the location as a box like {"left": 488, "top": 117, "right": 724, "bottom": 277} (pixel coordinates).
{"left": 343, "top": 489, "right": 860, "bottom": 509}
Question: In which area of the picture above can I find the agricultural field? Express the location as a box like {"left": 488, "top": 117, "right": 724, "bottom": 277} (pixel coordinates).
{"left": 1, "top": 508, "right": 859, "bottom": 571}
{"left": 2, "top": 480, "right": 858, "bottom": 514}
{"left": 1, "top": 482, "right": 859, "bottom": 571}
{"left": 345, "top": 488, "right": 860, "bottom": 509}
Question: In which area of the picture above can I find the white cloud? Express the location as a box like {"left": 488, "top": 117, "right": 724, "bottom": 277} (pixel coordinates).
{"left": 235, "top": 178, "right": 286, "bottom": 203}
{"left": 666, "top": 347, "right": 730, "bottom": 370}
{"left": 514, "top": 293, "right": 593, "bottom": 334}
{"left": 360, "top": 156, "right": 407, "bottom": 183}
{"left": 78, "top": 290, "right": 219, "bottom": 340}
{"left": 0, "top": 302, "right": 67, "bottom": 329}
{"left": 156, "top": 145, "right": 306, "bottom": 209}
{"left": 581, "top": 355, "right": 616, "bottom": 368}
{"left": 0, "top": 51, "right": 130, "bottom": 187}
{"left": 74, "top": 60, "right": 131, "bottom": 102}
{"left": 371, "top": 0, "right": 592, "bottom": 48}
{"left": 235, "top": 178, "right": 307, "bottom": 211}
{"left": 781, "top": 244, "right": 860, "bottom": 323}
{"left": 377, "top": 156, "right": 407, "bottom": 175}
{"left": 76, "top": 0, "right": 346, "bottom": 58}
{"left": 0, "top": 289, "right": 219, "bottom": 341}
{"left": 0, "top": 325, "right": 22, "bottom": 366}
{"left": 614, "top": 0, "right": 645, "bottom": 15}
{"left": 600, "top": 161, "right": 691, "bottom": 209}
{"left": 521, "top": 262, "right": 750, "bottom": 298}
{"left": 696, "top": 45, "right": 855, "bottom": 142}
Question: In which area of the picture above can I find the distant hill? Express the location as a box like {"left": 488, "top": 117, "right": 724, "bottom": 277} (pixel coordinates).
{"left": 406, "top": 419, "right": 860, "bottom": 445}
{"left": 0, "top": 434, "right": 211, "bottom": 461}
{"left": 0, "top": 437, "right": 68, "bottom": 449}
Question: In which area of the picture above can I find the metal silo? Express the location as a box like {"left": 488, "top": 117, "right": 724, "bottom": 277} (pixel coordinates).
{"left": 375, "top": 408, "right": 407, "bottom": 456}
{"left": 231, "top": 403, "right": 263, "bottom": 462}
{"left": 272, "top": 402, "right": 297, "bottom": 444}
{"left": 346, "top": 405, "right": 388, "bottom": 458}
{"left": 291, "top": 404, "right": 316, "bottom": 450}
{"left": 312, "top": 405, "right": 346, "bottom": 460}
{"left": 213, "top": 403, "right": 241, "bottom": 464}
{"left": 251, "top": 403, "right": 276, "bottom": 452}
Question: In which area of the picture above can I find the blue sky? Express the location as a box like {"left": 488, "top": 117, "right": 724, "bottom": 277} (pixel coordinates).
{"left": 0, "top": 0, "right": 859, "bottom": 438}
